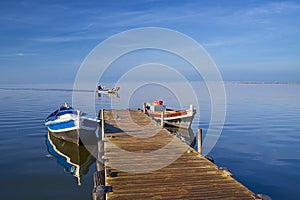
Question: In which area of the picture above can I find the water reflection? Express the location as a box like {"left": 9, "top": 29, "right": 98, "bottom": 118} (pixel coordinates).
{"left": 96, "top": 92, "right": 120, "bottom": 101}
{"left": 46, "top": 132, "right": 96, "bottom": 186}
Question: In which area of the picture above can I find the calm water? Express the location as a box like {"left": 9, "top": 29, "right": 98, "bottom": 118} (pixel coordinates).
{"left": 0, "top": 83, "right": 299, "bottom": 200}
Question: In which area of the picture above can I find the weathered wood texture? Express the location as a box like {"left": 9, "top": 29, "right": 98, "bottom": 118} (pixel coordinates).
{"left": 101, "top": 110, "right": 256, "bottom": 200}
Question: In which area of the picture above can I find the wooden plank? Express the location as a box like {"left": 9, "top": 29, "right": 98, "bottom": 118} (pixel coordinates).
{"left": 96, "top": 109, "right": 255, "bottom": 200}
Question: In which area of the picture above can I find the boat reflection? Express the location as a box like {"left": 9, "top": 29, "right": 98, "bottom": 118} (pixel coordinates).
{"left": 96, "top": 92, "right": 120, "bottom": 101}
{"left": 165, "top": 127, "right": 196, "bottom": 147}
{"left": 46, "top": 132, "right": 97, "bottom": 186}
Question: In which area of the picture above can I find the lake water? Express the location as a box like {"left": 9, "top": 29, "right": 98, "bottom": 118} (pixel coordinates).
{"left": 0, "top": 83, "right": 299, "bottom": 200}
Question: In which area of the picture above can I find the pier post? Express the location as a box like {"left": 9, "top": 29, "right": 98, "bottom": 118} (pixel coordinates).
{"left": 100, "top": 109, "right": 105, "bottom": 167}
{"left": 160, "top": 110, "right": 164, "bottom": 127}
{"left": 92, "top": 186, "right": 105, "bottom": 200}
{"left": 197, "top": 128, "right": 202, "bottom": 154}
{"left": 101, "top": 109, "right": 105, "bottom": 138}
{"left": 143, "top": 103, "right": 146, "bottom": 113}
{"left": 100, "top": 109, "right": 105, "bottom": 165}
{"left": 92, "top": 109, "right": 106, "bottom": 200}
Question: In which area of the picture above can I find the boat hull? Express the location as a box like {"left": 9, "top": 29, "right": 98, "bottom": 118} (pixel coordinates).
{"left": 163, "top": 115, "right": 195, "bottom": 129}
{"left": 46, "top": 117, "right": 99, "bottom": 133}
{"left": 97, "top": 89, "right": 118, "bottom": 94}
{"left": 166, "top": 127, "right": 196, "bottom": 147}
{"left": 48, "top": 128, "right": 97, "bottom": 145}
{"left": 47, "top": 119, "right": 77, "bottom": 132}
{"left": 149, "top": 109, "right": 196, "bottom": 129}
{"left": 98, "top": 91, "right": 117, "bottom": 94}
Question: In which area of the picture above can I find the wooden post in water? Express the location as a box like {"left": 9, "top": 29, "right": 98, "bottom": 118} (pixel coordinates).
{"left": 101, "top": 109, "right": 105, "bottom": 139}
{"left": 160, "top": 110, "right": 164, "bottom": 127}
{"left": 92, "top": 109, "right": 106, "bottom": 200}
{"left": 92, "top": 186, "right": 105, "bottom": 200}
{"left": 197, "top": 128, "right": 202, "bottom": 154}
{"left": 98, "top": 109, "right": 105, "bottom": 167}
{"left": 100, "top": 109, "right": 105, "bottom": 167}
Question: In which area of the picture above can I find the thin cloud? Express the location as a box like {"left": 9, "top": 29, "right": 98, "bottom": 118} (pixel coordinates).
{"left": 0, "top": 53, "right": 36, "bottom": 58}
{"left": 92, "top": 3, "right": 208, "bottom": 28}
{"left": 33, "top": 36, "right": 92, "bottom": 43}
{"left": 218, "top": 1, "right": 300, "bottom": 25}
{"left": 245, "top": 1, "right": 300, "bottom": 16}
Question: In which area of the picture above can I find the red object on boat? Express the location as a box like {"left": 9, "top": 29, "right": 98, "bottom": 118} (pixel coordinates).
{"left": 152, "top": 100, "right": 163, "bottom": 106}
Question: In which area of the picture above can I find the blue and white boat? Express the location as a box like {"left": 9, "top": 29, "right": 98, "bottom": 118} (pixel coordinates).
{"left": 45, "top": 103, "right": 99, "bottom": 144}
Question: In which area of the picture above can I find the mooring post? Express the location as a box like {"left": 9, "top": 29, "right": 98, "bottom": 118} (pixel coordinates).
{"left": 92, "top": 185, "right": 105, "bottom": 200}
{"left": 93, "top": 109, "right": 106, "bottom": 200}
{"left": 160, "top": 110, "right": 164, "bottom": 127}
{"left": 100, "top": 108, "right": 105, "bottom": 167}
{"left": 197, "top": 128, "right": 202, "bottom": 154}
{"left": 101, "top": 109, "right": 105, "bottom": 139}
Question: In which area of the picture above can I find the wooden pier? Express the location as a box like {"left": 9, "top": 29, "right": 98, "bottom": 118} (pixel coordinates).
{"left": 93, "top": 109, "right": 257, "bottom": 200}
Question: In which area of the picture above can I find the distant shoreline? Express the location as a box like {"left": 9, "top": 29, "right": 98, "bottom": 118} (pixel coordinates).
{"left": 0, "top": 82, "right": 300, "bottom": 90}
{"left": 226, "top": 81, "right": 300, "bottom": 85}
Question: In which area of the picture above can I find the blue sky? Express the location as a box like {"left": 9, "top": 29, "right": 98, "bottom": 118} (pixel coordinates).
{"left": 0, "top": 0, "right": 299, "bottom": 84}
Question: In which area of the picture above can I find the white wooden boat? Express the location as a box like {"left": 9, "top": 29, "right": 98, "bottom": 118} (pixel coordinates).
{"left": 96, "top": 85, "right": 120, "bottom": 94}
{"left": 45, "top": 103, "right": 99, "bottom": 144}
{"left": 144, "top": 100, "right": 196, "bottom": 129}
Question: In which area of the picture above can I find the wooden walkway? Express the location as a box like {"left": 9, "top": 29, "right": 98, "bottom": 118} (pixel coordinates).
{"left": 93, "top": 109, "right": 257, "bottom": 200}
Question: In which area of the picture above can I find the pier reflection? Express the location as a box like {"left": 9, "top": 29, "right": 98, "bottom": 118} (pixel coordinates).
{"left": 46, "top": 132, "right": 96, "bottom": 186}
